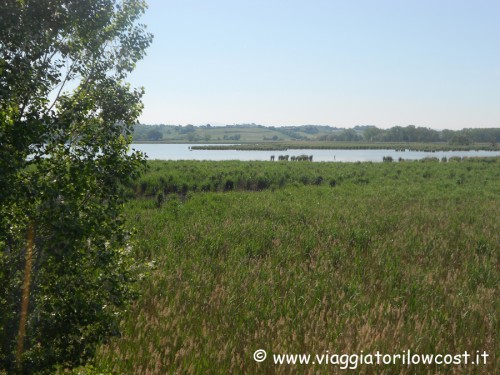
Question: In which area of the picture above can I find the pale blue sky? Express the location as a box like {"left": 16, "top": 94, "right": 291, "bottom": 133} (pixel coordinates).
{"left": 129, "top": 0, "right": 500, "bottom": 129}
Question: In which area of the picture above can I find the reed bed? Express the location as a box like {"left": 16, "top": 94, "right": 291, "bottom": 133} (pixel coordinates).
{"left": 89, "top": 158, "right": 498, "bottom": 374}
{"left": 190, "top": 141, "right": 499, "bottom": 152}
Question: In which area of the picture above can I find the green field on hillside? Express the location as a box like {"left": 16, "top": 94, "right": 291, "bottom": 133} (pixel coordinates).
{"left": 90, "top": 158, "right": 498, "bottom": 374}
{"left": 132, "top": 124, "right": 340, "bottom": 143}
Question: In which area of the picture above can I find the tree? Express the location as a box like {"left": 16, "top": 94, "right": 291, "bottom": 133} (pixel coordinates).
{"left": 0, "top": 1, "right": 152, "bottom": 373}
{"left": 147, "top": 128, "right": 163, "bottom": 141}
{"left": 363, "top": 126, "right": 384, "bottom": 142}
{"left": 335, "top": 129, "right": 362, "bottom": 142}
{"left": 449, "top": 134, "right": 473, "bottom": 145}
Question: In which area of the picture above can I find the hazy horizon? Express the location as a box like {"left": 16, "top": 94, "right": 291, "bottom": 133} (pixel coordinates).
{"left": 137, "top": 122, "right": 498, "bottom": 132}
{"left": 130, "top": 0, "right": 500, "bottom": 130}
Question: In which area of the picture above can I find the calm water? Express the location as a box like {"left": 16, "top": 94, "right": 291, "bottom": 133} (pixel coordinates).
{"left": 131, "top": 144, "right": 500, "bottom": 162}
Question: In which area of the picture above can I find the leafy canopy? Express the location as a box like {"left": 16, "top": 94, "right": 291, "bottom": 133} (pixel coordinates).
{"left": 0, "top": 0, "right": 152, "bottom": 373}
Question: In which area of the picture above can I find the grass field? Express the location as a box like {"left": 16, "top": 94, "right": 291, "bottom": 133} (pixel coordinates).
{"left": 132, "top": 124, "right": 341, "bottom": 143}
{"left": 90, "top": 158, "right": 498, "bottom": 374}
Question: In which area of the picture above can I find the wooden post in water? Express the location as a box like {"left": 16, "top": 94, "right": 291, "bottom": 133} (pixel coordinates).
{"left": 16, "top": 221, "right": 35, "bottom": 367}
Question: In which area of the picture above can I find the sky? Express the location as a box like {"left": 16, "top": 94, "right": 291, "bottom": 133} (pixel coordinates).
{"left": 128, "top": 0, "right": 500, "bottom": 130}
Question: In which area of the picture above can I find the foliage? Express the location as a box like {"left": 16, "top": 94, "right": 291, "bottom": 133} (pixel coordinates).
{"left": 317, "top": 128, "right": 362, "bottom": 141}
{"left": 0, "top": 0, "right": 152, "bottom": 373}
{"left": 449, "top": 134, "right": 473, "bottom": 146}
{"left": 93, "top": 158, "right": 499, "bottom": 373}
{"left": 132, "top": 123, "right": 500, "bottom": 145}
{"left": 146, "top": 129, "right": 163, "bottom": 141}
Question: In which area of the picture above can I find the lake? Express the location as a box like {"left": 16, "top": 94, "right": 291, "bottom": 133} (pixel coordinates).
{"left": 131, "top": 143, "right": 500, "bottom": 162}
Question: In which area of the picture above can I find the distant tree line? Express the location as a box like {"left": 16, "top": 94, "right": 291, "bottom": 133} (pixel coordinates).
{"left": 317, "top": 126, "right": 499, "bottom": 145}
{"left": 317, "top": 129, "right": 363, "bottom": 142}
{"left": 361, "top": 125, "right": 499, "bottom": 145}
{"left": 133, "top": 124, "right": 500, "bottom": 145}
{"left": 133, "top": 124, "right": 195, "bottom": 141}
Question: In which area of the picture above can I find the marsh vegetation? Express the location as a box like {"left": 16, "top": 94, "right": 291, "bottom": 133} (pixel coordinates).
{"left": 90, "top": 157, "right": 499, "bottom": 373}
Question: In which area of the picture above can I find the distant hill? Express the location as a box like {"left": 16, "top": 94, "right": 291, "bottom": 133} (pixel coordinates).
{"left": 132, "top": 123, "right": 500, "bottom": 145}
{"left": 133, "top": 123, "right": 345, "bottom": 143}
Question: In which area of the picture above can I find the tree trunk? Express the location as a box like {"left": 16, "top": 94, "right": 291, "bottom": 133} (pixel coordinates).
{"left": 16, "top": 221, "right": 35, "bottom": 367}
